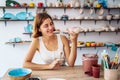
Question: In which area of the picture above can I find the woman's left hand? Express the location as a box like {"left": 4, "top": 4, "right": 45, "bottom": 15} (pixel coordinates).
{"left": 69, "top": 32, "right": 79, "bottom": 42}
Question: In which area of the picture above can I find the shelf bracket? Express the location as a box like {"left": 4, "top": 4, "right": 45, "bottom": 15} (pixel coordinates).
{"left": 5, "top": 20, "right": 7, "bottom": 27}
{"left": 13, "top": 44, "right": 15, "bottom": 48}
{"left": 94, "top": 46, "right": 97, "bottom": 49}
{"left": 27, "top": 20, "right": 29, "bottom": 24}
{"left": 94, "top": 20, "right": 97, "bottom": 25}
{"left": 108, "top": 9, "right": 110, "bottom": 13}
{"left": 29, "top": 33, "right": 32, "bottom": 38}
{"left": 26, "top": 7, "right": 28, "bottom": 13}
{"left": 119, "top": 9, "right": 120, "bottom": 14}
{"left": 117, "top": 20, "right": 119, "bottom": 24}
{"left": 99, "top": 32, "right": 101, "bottom": 36}
{"left": 43, "top": 7, "right": 46, "bottom": 12}
{"left": 79, "top": 20, "right": 81, "bottom": 24}
{"left": 3, "top": 7, "right": 5, "bottom": 14}
{"left": 64, "top": 21, "right": 66, "bottom": 25}
{"left": 79, "top": 47, "right": 82, "bottom": 50}
{"left": 116, "top": 31, "right": 118, "bottom": 35}
{"left": 64, "top": 7, "right": 66, "bottom": 13}
{"left": 95, "top": 9, "right": 97, "bottom": 14}
{"left": 84, "top": 32, "right": 86, "bottom": 36}
{"left": 109, "top": 20, "right": 111, "bottom": 24}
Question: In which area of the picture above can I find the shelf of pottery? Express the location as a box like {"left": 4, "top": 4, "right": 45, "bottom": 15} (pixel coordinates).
{"left": 36, "top": 0, "right": 120, "bottom": 48}
{"left": 0, "top": 0, "right": 120, "bottom": 48}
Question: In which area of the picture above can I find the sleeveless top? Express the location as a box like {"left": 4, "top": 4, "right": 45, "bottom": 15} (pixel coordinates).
{"left": 39, "top": 34, "right": 65, "bottom": 65}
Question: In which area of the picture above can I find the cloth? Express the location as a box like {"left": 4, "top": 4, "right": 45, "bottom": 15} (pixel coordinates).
{"left": 39, "top": 34, "right": 65, "bottom": 65}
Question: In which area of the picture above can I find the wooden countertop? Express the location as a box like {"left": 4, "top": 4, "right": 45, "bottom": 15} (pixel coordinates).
{"left": 2, "top": 66, "right": 120, "bottom": 80}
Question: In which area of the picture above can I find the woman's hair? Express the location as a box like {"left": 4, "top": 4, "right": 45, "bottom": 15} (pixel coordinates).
{"left": 32, "top": 12, "right": 54, "bottom": 38}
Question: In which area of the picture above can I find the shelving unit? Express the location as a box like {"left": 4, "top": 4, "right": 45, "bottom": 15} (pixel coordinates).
{"left": 1, "top": 5, "right": 120, "bottom": 48}
{"left": 0, "top": 6, "right": 34, "bottom": 26}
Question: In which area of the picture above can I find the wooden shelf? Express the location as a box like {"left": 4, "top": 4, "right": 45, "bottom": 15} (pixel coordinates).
{"left": 0, "top": 19, "right": 33, "bottom": 26}
{"left": 5, "top": 41, "right": 31, "bottom": 44}
{"left": 0, "top": 19, "right": 33, "bottom": 21}
{"left": 37, "top": 7, "right": 120, "bottom": 9}
{"left": 0, "top": 6, "right": 34, "bottom": 9}
{"left": 53, "top": 19, "right": 120, "bottom": 21}
{"left": 5, "top": 41, "right": 31, "bottom": 47}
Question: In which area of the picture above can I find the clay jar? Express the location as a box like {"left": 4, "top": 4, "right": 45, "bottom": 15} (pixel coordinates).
{"left": 92, "top": 64, "right": 101, "bottom": 78}
{"left": 82, "top": 54, "right": 98, "bottom": 76}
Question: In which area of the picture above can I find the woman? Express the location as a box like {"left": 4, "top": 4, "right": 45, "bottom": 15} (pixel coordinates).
{"left": 23, "top": 13, "right": 78, "bottom": 70}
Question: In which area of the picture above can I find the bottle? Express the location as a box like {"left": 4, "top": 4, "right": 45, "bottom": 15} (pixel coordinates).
{"left": 43, "top": 0, "right": 47, "bottom": 7}
{"left": 101, "top": 49, "right": 109, "bottom": 70}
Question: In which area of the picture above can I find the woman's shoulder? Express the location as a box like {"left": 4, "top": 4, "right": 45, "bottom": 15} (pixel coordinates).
{"left": 32, "top": 37, "right": 39, "bottom": 41}
{"left": 31, "top": 37, "right": 40, "bottom": 44}
{"left": 60, "top": 35, "right": 69, "bottom": 43}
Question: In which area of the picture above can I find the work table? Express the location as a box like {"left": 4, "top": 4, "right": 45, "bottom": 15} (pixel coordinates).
{"left": 2, "top": 66, "right": 120, "bottom": 80}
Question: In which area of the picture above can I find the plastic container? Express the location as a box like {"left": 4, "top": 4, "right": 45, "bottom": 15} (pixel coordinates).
{"left": 82, "top": 54, "right": 98, "bottom": 76}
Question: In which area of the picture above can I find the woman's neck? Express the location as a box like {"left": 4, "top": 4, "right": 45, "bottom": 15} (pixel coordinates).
{"left": 42, "top": 34, "right": 55, "bottom": 41}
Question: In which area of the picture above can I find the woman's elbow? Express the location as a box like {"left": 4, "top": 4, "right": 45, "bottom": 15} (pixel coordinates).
{"left": 68, "top": 63, "right": 75, "bottom": 67}
{"left": 22, "top": 62, "right": 28, "bottom": 68}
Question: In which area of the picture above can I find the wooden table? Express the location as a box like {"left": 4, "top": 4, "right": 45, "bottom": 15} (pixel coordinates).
{"left": 2, "top": 66, "right": 120, "bottom": 80}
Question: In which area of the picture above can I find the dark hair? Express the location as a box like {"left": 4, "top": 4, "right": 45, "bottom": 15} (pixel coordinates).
{"left": 32, "top": 13, "right": 54, "bottom": 38}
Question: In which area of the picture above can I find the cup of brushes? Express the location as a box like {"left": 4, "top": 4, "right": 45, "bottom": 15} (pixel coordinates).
{"left": 102, "top": 48, "right": 120, "bottom": 80}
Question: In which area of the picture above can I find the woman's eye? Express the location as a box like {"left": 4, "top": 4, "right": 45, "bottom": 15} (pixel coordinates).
{"left": 44, "top": 24, "right": 48, "bottom": 28}
{"left": 50, "top": 22, "right": 54, "bottom": 26}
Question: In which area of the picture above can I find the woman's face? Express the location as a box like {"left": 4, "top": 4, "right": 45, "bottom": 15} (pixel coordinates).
{"left": 39, "top": 18, "right": 54, "bottom": 36}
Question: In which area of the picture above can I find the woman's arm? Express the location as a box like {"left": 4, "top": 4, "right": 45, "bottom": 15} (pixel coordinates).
{"left": 23, "top": 38, "right": 61, "bottom": 70}
{"left": 61, "top": 33, "right": 78, "bottom": 67}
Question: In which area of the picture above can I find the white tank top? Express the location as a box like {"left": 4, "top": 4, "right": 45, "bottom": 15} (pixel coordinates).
{"left": 39, "top": 34, "right": 65, "bottom": 64}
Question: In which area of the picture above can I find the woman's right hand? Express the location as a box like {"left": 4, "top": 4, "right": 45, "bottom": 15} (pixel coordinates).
{"left": 48, "top": 59, "right": 61, "bottom": 69}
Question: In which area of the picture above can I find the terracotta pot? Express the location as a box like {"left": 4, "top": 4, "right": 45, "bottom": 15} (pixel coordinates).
{"left": 82, "top": 54, "right": 98, "bottom": 76}
{"left": 92, "top": 64, "right": 101, "bottom": 78}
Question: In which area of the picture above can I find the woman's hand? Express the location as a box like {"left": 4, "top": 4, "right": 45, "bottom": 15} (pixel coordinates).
{"left": 48, "top": 59, "right": 61, "bottom": 69}
{"left": 69, "top": 32, "right": 79, "bottom": 42}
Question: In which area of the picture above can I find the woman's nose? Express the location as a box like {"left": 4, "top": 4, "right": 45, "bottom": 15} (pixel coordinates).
{"left": 48, "top": 25, "right": 53, "bottom": 30}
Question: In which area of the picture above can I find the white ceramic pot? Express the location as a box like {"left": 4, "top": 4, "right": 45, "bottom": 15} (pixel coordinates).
{"left": 106, "top": 14, "right": 112, "bottom": 20}
{"left": 67, "top": 27, "right": 80, "bottom": 34}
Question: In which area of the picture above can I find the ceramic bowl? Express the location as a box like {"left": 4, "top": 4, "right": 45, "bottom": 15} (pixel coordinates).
{"left": 8, "top": 68, "right": 32, "bottom": 80}
{"left": 67, "top": 27, "right": 80, "bottom": 34}
{"left": 106, "top": 14, "right": 112, "bottom": 20}
{"left": 98, "top": 15, "right": 104, "bottom": 19}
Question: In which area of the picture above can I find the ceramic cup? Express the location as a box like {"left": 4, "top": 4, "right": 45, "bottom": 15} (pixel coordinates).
{"left": 104, "top": 68, "right": 119, "bottom": 80}
{"left": 92, "top": 64, "right": 101, "bottom": 78}
{"left": 38, "top": 2, "right": 43, "bottom": 7}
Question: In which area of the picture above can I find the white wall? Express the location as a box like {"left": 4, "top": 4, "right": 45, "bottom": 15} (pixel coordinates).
{"left": 0, "top": 0, "right": 120, "bottom": 77}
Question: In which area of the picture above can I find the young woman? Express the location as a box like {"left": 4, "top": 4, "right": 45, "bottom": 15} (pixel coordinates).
{"left": 23, "top": 13, "right": 78, "bottom": 70}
